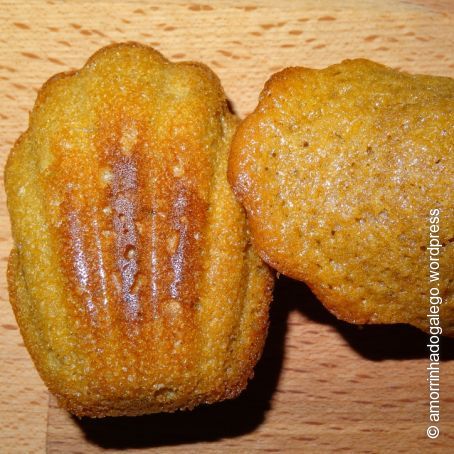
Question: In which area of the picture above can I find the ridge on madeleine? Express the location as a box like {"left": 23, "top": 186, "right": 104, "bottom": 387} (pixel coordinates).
{"left": 5, "top": 43, "right": 273, "bottom": 417}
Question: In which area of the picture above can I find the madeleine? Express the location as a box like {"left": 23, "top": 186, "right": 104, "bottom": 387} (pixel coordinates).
{"left": 5, "top": 43, "right": 273, "bottom": 417}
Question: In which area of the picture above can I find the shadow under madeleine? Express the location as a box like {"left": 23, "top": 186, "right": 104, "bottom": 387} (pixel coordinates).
{"left": 281, "top": 276, "right": 454, "bottom": 362}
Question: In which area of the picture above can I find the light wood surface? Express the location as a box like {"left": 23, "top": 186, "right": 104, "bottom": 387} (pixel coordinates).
{"left": 1, "top": 1, "right": 453, "bottom": 452}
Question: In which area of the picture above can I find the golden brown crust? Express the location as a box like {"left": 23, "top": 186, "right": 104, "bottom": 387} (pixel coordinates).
{"left": 229, "top": 59, "right": 453, "bottom": 336}
{"left": 5, "top": 43, "right": 273, "bottom": 417}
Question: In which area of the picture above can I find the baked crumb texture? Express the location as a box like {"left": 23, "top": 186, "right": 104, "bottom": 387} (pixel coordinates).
{"left": 5, "top": 43, "right": 273, "bottom": 417}
{"left": 229, "top": 59, "right": 453, "bottom": 336}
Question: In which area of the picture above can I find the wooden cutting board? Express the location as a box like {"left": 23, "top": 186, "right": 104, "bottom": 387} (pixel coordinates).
{"left": 1, "top": 1, "right": 453, "bottom": 452}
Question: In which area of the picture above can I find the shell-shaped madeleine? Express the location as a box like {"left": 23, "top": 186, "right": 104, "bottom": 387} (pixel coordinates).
{"left": 5, "top": 43, "right": 273, "bottom": 417}
{"left": 228, "top": 59, "right": 453, "bottom": 336}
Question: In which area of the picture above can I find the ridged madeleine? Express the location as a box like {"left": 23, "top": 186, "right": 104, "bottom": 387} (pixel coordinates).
{"left": 229, "top": 59, "right": 453, "bottom": 336}
{"left": 5, "top": 43, "right": 273, "bottom": 417}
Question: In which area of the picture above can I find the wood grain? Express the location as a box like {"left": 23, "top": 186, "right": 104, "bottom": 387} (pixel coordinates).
{"left": 0, "top": 1, "right": 453, "bottom": 452}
